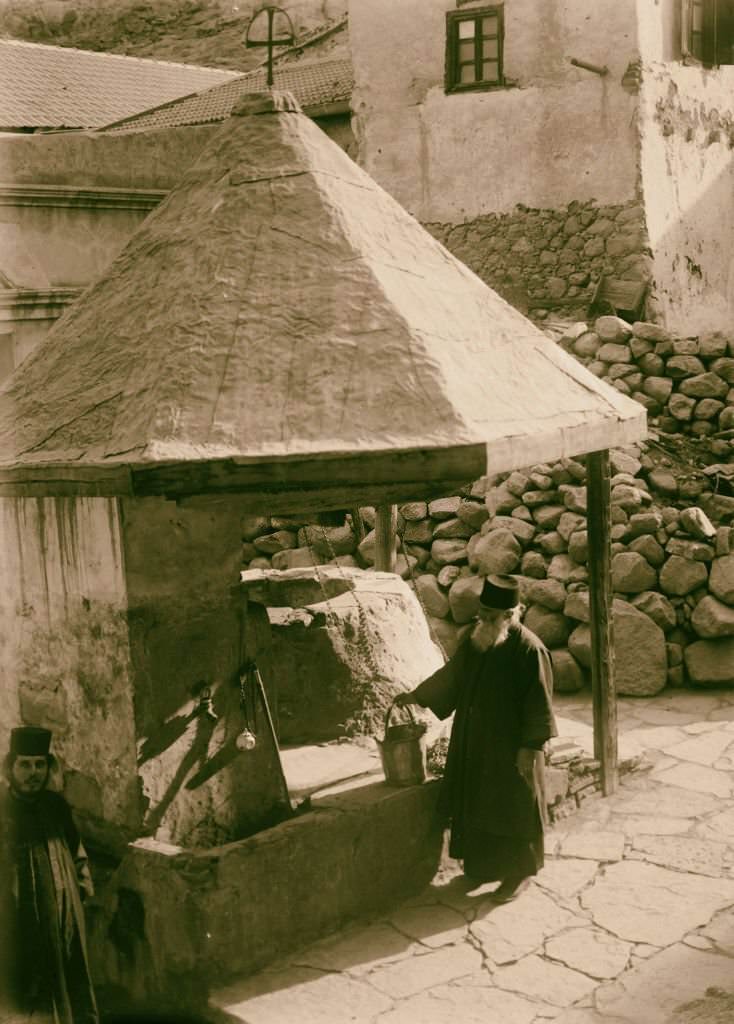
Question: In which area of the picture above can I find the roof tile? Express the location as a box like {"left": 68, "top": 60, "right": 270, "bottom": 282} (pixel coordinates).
{"left": 103, "top": 57, "right": 353, "bottom": 133}
{"left": 0, "top": 39, "right": 240, "bottom": 129}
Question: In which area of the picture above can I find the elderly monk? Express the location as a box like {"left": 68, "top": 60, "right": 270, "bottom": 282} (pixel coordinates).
{"left": 395, "top": 573, "right": 557, "bottom": 902}
{"left": 0, "top": 726, "right": 98, "bottom": 1024}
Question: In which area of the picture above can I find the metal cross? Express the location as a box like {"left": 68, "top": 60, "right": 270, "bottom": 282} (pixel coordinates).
{"left": 246, "top": 5, "right": 296, "bottom": 87}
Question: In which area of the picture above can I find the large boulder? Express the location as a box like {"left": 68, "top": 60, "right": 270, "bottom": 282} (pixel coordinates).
{"left": 659, "top": 555, "right": 708, "bottom": 596}
{"left": 551, "top": 649, "right": 585, "bottom": 692}
{"left": 261, "top": 569, "right": 444, "bottom": 741}
{"left": 448, "top": 575, "right": 483, "bottom": 624}
{"left": 630, "top": 591, "right": 676, "bottom": 632}
{"left": 468, "top": 529, "right": 521, "bottom": 574}
{"left": 522, "top": 577, "right": 567, "bottom": 611}
{"left": 567, "top": 601, "right": 667, "bottom": 696}
{"left": 685, "top": 638, "right": 734, "bottom": 686}
{"left": 414, "top": 574, "right": 450, "bottom": 619}
{"left": 301, "top": 523, "right": 357, "bottom": 557}
{"left": 612, "top": 552, "right": 657, "bottom": 593}
{"left": 691, "top": 595, "right": 734, "bottom": 638}
{"left": 430, "top": 538, "right": 469, "bottom": 566}
{"left": 709, "top": 554, "right": 734, "bottom": 606}
{"left": 523, "top": 605, "right": 570, "bottom": 648}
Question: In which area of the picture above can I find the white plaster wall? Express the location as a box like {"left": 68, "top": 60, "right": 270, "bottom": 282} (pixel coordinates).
{"left": 349, "top": 0, "right": 641, "bottom": 221}
{"left": 639, "top": 62, "right": 734, "bottom": 334}
{"left": 0, "top": 497, "right": 138, "bottom": 836}
{"left": 637, "top": 0, "right": 681, "bottom": 62}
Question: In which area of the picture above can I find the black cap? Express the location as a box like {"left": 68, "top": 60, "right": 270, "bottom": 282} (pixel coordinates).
{"left": 9, "top": 726, "right": 52, "bottom": 757}
{"left": 479, "top": 574, "right": 520, "bottom": 610}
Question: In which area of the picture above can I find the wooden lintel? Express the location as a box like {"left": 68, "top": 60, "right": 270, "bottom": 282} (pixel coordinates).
{"left": 0, "top": 445, "right": 486, "bottom": 507}
{"left": 586, "top": 449, "right": 618, "bottom": 795}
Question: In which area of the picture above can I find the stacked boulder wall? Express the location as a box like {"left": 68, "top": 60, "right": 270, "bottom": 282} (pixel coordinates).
{"left": 254, "top": 568, "right": 443, "bottom": 743}
{"left": 567, "top": 598, "right": 667, "bottom": 696}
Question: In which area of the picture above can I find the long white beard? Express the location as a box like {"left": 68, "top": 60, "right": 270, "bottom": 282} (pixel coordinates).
{"left": 470, "top": 618, "right": 511, "bottom": 652}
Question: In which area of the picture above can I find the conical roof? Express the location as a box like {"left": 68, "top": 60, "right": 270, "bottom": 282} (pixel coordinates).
{"left": 0, "top": 92, "right": 645, "bottom": 509}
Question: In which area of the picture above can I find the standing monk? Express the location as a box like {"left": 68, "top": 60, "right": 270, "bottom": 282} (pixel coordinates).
{"left": 0, "top": 726, "right": 99, "bottom": 1024}
{"left": 395, "top": 574, "right": 557, "bottom": 902}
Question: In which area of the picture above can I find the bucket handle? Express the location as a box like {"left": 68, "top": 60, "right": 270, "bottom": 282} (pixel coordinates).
{"left": 383, "top": 698, "right": 417, "bottom": 741}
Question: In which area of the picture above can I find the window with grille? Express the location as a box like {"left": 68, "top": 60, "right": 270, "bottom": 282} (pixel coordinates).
{"left": 445, "top": 7, "right": 504, "bottom": 93}
{"left": 683, "top": 0, "right": 734, "bottom": 66}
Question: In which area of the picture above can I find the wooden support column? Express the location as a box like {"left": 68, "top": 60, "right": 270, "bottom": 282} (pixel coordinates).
{"left": 586, "top": 449, "right": 618, "bottom": 795}
{"left": 374, "top": 504, "right": 397, "bottom": 572}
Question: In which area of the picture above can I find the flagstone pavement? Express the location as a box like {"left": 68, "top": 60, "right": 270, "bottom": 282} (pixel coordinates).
{"left": 210, "top": 690, "right": 734, "bottom": 1024}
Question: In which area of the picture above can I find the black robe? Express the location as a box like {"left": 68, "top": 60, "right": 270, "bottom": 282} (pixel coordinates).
{"left": 414, "top": 623, "right": 557, "bottom": 876}
{"left": 0, "top": 787, "right": 98, "bottom": 1024}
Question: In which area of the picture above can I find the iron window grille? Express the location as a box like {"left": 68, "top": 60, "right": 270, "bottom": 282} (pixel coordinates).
{"left": 445, "top": 6, "right": 504, "bottom": 93}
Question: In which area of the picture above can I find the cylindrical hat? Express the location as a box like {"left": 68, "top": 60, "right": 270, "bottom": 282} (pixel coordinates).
{"left": 479, "top": 574, "right": 520, "bottom": 610}
{"left": 9, "top": 726, "right": 52, "bottom": 757}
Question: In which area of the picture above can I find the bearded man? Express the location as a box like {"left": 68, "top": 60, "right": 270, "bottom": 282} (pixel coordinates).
{"left": 0, "top": 726, "right": 98, "bottom": 1024}
{"left": 395, "top": 573, "right": 557, "bottom": 902}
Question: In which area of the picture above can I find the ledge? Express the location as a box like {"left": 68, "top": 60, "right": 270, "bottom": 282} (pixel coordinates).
{"left": 0, "top": 183, "right": 167, "bottom": 211}
{"left": 0, "top": 287, "right": 82, "bottom": 321}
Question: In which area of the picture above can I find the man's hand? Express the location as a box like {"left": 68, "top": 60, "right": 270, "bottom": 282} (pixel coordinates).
{"left": 393, "top": 691, "right": 417, "bottom": 708}
{"left": 516, "top": 747, "right": 536, "bottom": 788}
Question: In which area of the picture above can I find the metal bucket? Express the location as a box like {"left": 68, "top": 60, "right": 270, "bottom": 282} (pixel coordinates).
{"left": 376, "top": 700, "right": 428, "bottom": 786}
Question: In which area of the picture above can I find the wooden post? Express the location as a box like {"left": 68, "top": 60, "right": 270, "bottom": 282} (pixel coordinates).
{"left": 586, "top": 449, "right": 618, "bottom": 795}
{"left": 374, "top": 504, "right": 397, "bottom": 572}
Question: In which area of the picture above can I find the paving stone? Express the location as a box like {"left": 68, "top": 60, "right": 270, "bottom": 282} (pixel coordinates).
{"left": 366, "top": 943, "right": 482, "bottom": 998}
{"left": 615, "top": 815, "right": 692, "bottom": 836}
{"left": 388, "top": 903, "right": 468, "bottom": 949}
{"left": 695, "top": 805, "right": 734, "bottom": 843}
{"left": 581, "top": 860, "right": 734, "bottom": 945}
{"left": 609, "top": 783, "right": 722, "bottom": 818}
{"left": 632, "top": 943, "right": 661, "bottom": 958}
{"left": 626, "top": 706, "right": 700, "bottom": 727}
{"left": 291, "top": 922, "right": 417, "bottom": 976}
{"left": 662, "top": 729, "right": 734, "bottom": 766}
{"left": 592, "top": 942, "right": 734, "bottom": 1024}
{"left": 493, "top": 953, "right": 597, "bottom": 1007}
{"left": 652, "top": 762, "right": 732, "bottom": 798}
{"left": 621, "top": 725, "right": 687, "bottom": 751}
{"left": 700, "top": 909, "right": 734, "bottom": 954}
{"left": 682, "top": 933, "right": 714, "bottom": 950}
{"left": 534, "top": 858, "right": 600, "bottom": 899}
{"left": 373, "top": 982, "right": 540, "bottom": 1024}
{"left": 544, "top": 925, "right": 631, "bottom": 979}
{"left": 211, "top": 966, "right": 393, "bottom": 1023}
{"left": 559, "top": 831, "right": 625, "bottom": 862}
{"left": 631, "top": 834, "right": 727, "bottom": 877}
{"left": 469, "top": 885, "right": 582, "bottom": 965}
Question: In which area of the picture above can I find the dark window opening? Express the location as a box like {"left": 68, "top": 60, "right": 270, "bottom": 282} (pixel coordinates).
{"left": 686, "top": 0, "right": 734, "bottom": 66}
{"left": 445, "top": 6, "right": 504, "bottom": 93}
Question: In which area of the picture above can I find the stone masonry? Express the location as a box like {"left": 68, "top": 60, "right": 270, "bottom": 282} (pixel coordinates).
{"left": 240, "top": 316, "right": 734, "bottom": 712}
{"left": 424, "top": 200, "right": 649, "bottom": 317}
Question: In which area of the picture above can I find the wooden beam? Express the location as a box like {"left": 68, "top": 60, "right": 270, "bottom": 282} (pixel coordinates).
{"left": 374, "top": 504, "right": 397, "bottom": 573}
{"left": 586, "top": 449, "right": 617, "bottom": 795}
{"left": 0, "top": 444, "right": 486, "bottom": 503}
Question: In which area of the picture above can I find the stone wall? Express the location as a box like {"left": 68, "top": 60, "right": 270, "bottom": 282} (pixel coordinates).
{"left": 424, "top": 199, "right": 650, "bottom": 317}
{"left": 240, "top": 315, "right": 734, "bottom": 704}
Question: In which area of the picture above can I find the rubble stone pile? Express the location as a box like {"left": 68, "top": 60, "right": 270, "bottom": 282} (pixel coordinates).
{"left": 241, "top": 315, "right": 734, "bottom": 698}
{"left": 560, "top": 315, "right": 734, "bottom": 444}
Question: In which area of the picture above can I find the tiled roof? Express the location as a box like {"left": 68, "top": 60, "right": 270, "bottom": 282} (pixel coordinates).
{"left": 103, "top": 57, "right": 353, "bottom": 133}
{"left": 0, "top": 39, "right": 240, "bottom": 130}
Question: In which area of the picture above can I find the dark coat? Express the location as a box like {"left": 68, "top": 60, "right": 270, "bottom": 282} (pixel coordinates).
{"left": 0, "top": 787, "right": 98, "bottom": 1024}
{"left": 414, "top": 623, "right": 557, "bottom": 839}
